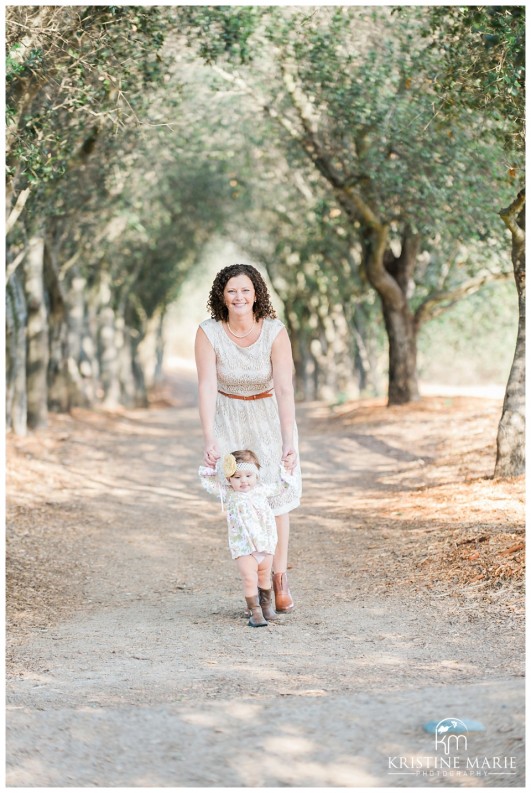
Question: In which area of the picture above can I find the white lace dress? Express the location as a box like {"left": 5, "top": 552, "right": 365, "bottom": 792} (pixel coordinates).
{"left": 199, "top": 317, "right": 302, "bottom": 515}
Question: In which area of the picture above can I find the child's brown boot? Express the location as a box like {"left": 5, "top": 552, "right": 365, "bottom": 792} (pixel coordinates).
{"left": 245, "top": 595, "right": 268, "bottom": 627}
{"left": 258, "top": 587, "right": 280, "bottom": 620}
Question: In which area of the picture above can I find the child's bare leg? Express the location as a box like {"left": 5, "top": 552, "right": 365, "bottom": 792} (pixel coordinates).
{"left": 257, "top": 554, "right": 273, "bottom": 590}
{"left": 235, "top": 554, "right": 259, "bottom": 597}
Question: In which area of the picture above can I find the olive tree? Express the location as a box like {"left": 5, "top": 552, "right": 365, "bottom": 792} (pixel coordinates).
{"left": 419, "top": 5, "right": 525, "bottom": 476}
{"left": 180, "top": 5, "right": 516, "bottom": 402}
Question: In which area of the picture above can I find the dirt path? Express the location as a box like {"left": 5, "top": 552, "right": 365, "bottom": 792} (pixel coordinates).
{"left": 6, "top": 369, "right": 525, "bottom": 787}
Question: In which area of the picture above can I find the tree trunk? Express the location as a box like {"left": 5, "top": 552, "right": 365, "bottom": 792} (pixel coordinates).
{"left": 44, "top": 242, "right": 71, "bottom": 413}
{"left": 352, "top": 308, "right": 383, "bottom": 397}
{"left": 494, "top": 189, "right": 525, "bottom": 478}
{"left": 5, "top": 271, "right": 28, "bottom": 435}
{"left": 98, "top": 306, "right": 121, "bottom": 408}
{"left": 116, "top": 320, "right": 137, "bottom": 407}
{"left": 23, "top": 232, "right": 49, "bottom": 429}
{"left": 382, "top": 303, "right": 419, "bottom": 405}
{"left": 363, "top": 227, "right": 420, "bottom": 405}
{"left": 153, "top": 310, "right": 165, "bottom": 385}
{"left": 131, "top": 330, "right": 148, "bottom": 408}
{"left": 65, "top": 271, "right": 95, "bottom": 407}
{"left": 136, "top": 309, "right": 164, "bottom": 392}
{"left": 97, "top": 274, "right": 121, "bottom": 408}
{"left": 286, "top": 308, "right": 317, "bottom": 401}
{"left": 309, "top": 306, "right": 357, "bottom": 401}
{"left": 305, "top": 335, "right": 320, "bottom": 401}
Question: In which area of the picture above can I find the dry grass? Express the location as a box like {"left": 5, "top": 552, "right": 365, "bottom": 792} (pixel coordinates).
{"left": 330, "top": 396, "right": 525, "bottom": 610}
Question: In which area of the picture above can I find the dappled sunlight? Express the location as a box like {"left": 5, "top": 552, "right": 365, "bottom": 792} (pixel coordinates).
{"left": 263, "top": 733, "right": 317, "bottom": 755}
{"left": 243, "top": 754, "right": 379, "bottom": 787}
{"left": 11, "top": 680, "right": 519, "bottom": 786}
{"left": 58, "top": 469, "right": 200, "bottom": 502}
{"left": 7, "top": 671, "right": 54, "bottom": 686}
{"left": 182, "top": 700, "right": 264, "bottom": 727}
{"left": 295, "top": 396, "right": 524, "bottom": 600}
{"left": 5, "top": 755, "right": 62, "bottom": 788}
{"left": 6, "top": 0, "right": 524, "bottom": 782}
{"left": 7, "top": 375, "right": 525, "bottom": 786}
{"left": 6, "top": 699, "right": 385, "bottom": 786}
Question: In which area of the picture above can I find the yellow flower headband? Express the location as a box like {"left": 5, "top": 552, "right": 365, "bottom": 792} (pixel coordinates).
{"left": 222, "top": 453, "right": 258, "bottom": 478}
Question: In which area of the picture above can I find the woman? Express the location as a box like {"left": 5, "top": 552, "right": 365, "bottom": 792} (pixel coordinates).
{"left": 195, "top": 263, "right": 301, "bottom": 612}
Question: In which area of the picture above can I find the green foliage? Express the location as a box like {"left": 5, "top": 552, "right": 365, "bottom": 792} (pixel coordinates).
{"left": 285, "top": 8, "right": 514, "bottom": 240}
{"left": 6, "top": 6, "right": 170, "bottom": 190}
{"left": 181, "top": 6, "right": 261, "bottom": 64}
{"left": 416, "top": 6, "right": 525, "bottom": 154}
{"left": 5, "top": 4, "right": 521, "bottom": 407}
{"left": 178, "top": 5, "right": 521, "bottom": 398}
{"left": 181, "top": 7, "right": 516, "bottom": 247}
{"left": 6, "top": 45, "right": 44, "bottom": 81}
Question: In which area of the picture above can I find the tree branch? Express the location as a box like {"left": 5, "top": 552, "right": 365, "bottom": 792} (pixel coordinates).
{"left": 6, "top": 188, "right": 31, "bottom": 236}
{"left": 499, "top": 188, "right": 525, "bottom": 243}
{"left": 5, "top": 248, "right": 27, "bottom": 283}
{"left": 414, "top": 270, "right": 513, "bottom": 328}
{"left": 279, "top": 59, "right": 384, "bottom": 230}
{"left": 213, "top": 58, "right": 402, "bottom": 310}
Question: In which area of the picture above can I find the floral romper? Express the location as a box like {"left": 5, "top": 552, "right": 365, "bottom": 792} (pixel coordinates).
{"left": 198, "top": 465, "right": 293, "bottom": 560}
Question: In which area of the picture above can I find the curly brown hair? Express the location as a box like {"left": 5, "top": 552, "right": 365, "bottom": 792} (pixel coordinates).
{"left": 206, "top": 264, "right": 277, "bottom": 322}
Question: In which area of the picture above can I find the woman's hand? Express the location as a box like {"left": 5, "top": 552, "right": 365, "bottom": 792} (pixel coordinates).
{"left": 204, "top": 440, "right": 221, "bottom": 468}
{"left": 281, "top": 445, "right": 297, "bottom": 473}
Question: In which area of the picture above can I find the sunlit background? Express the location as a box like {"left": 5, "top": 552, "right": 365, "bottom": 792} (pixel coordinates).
{"left": 163, "top": 236, "right": 515, "bottom": 398}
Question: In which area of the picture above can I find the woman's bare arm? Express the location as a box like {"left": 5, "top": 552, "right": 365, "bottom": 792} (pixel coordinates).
{"left": 195, "top": 327, "right": 221, "bottom": 466}
{"left": 271, "top": 328, "right": 297, "bottom": 472}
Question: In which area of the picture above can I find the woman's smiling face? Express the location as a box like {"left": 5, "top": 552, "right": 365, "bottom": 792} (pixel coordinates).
{"left": 223, "top": 275, "right": 255, "bottom": 317}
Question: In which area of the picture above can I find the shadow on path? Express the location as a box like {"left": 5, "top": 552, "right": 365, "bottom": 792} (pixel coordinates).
{"left": 6, "top": 369, "right": 525, "bottom": 786}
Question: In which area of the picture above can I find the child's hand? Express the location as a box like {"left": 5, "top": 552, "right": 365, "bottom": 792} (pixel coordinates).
{"left": 281, "top": 445, "right": 297, "bottom": 473}
{"left": 198, "top": 465, "right": 217, "bottom": 476}
{"left": 279, "top": 462, "right": 296, "bottom": 484}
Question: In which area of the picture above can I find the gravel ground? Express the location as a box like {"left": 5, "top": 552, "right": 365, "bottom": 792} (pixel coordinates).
{"left": 6, "top": 370, "right": 525, "bottom": 787}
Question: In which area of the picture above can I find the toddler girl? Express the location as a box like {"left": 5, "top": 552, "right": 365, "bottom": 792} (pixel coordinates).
{"left": 198, "top": 449, "right": 294, "bottom": 627}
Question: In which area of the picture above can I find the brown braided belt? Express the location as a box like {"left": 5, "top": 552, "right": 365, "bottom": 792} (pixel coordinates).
{"left": 218, "top": 388, "right": 274, "bottom": 401}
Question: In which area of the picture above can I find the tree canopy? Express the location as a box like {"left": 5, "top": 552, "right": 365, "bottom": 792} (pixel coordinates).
{"left": 5, "top": 5, "right": 525, "bottom": 473}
